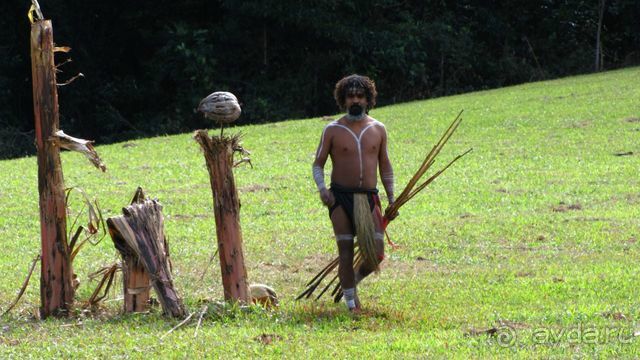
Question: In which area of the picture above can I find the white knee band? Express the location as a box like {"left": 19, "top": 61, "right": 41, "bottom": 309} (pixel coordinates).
{"left": 336, "top": 234, "right": 354, "bottom": 242}
{"left": 374, "top": 232, "right": 384, "bottom": 241}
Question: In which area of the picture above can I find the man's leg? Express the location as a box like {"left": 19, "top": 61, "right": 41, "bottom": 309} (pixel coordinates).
{"left": 330, "top": 206, "right": 359, "bottom": 311}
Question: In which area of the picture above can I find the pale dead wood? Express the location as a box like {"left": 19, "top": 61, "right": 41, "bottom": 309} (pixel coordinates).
{"left": 30, "top": 0, "right": 44, "bottom": 21}
{"left": 56, "top": 73, "right": 84, "bottom": 87}
{"left": 194, "top": 304, "right": 208, "bottom": 338}
{"left": 161, "top": 312, "right": 195, "bottom": 339}
{"left": 52, "top": 130, "right": 106, "bottom": 171}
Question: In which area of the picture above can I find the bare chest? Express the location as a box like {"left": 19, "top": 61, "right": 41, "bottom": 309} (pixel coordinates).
{"left": 330, "top": 125, "right": 381, "bottom": 157}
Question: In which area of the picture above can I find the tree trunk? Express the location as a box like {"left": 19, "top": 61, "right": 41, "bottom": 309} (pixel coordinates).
{"left": 263, "top": 22, "right": 268, "bottom": 68}
{"left": 194, "top": 131, "right": 250, "bottom": 303}
{"left": 31, "top": 20, "right": 74, "bottom": 318}
{"left": 595, "top": 0, "right": 607, "bottom": 72}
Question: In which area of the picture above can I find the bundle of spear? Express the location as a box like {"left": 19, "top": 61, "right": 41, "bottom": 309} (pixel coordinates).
{"left": 296, "top": 110, "right": 472, "bottom": 303}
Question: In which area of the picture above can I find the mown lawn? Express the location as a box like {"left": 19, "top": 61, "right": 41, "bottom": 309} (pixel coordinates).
{"left": 1, "top": 67, "right": 639, "bottom": 358}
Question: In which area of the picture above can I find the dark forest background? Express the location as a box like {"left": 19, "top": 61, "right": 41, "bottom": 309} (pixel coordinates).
{"left": 1, "top": 0, "right": 638, "bottom": 159}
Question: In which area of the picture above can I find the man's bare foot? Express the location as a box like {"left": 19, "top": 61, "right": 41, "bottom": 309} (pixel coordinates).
{"left": 349, "top": 306, "right": 362, "bottom": 315}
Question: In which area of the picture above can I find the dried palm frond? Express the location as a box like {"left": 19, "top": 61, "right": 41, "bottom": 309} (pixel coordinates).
{"left": 297, "top": 110, "right": 472, "bottom": 302}
{"left": 52, "top": 130, "right": 106, "bottom": 172}
{"left": 86, "top": 263, "right": 121, "bottom": 307}
{"left": 383, "top": 110, "right": 468, "bottom": 222}
{"left": 65, "top": 187, "right": 107, "bottom": 262}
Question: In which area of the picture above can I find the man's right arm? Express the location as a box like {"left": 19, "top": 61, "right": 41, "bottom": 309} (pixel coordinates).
{"left": 312, "top": 126, "right": 334, "bottom": 206}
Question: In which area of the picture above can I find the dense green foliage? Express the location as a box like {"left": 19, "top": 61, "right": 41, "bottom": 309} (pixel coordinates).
{"left": 1, "top": 0, "right": 638, "bottom": 159}
{"left": 0, "top": 66, "right": 638, "bottom": 357}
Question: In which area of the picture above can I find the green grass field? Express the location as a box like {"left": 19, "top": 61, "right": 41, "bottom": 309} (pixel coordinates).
{"left": 1, "top": 67, "right": 639, "bottom": 358}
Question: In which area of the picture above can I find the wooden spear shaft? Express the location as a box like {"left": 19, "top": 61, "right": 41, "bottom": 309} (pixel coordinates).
{"left": 31, "top": 20, "right": 75, "bottom": 318}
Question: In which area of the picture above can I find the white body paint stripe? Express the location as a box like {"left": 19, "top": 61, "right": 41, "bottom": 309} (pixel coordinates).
{"left": 320, "top": 120, "right": 385, "bottom": 188}
{"left": 316, "top": 125, "right": 330, "bottom": 159}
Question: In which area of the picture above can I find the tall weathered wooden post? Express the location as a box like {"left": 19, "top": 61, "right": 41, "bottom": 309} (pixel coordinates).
{"left": 31, "top": 18, "right": 74, "bottom": 318}
{"left": 194, "top": 91, "right": 250, "bottom": 303}
{"left": 107, "top": 188, "right": 151, "bottom": 313}
{"left": 194, "top": 132, "right": 250, "bottom": 303}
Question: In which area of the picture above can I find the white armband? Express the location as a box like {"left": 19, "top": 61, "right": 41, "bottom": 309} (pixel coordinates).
{"left": 312, "top": 164, "right": 326, "bottom": 190}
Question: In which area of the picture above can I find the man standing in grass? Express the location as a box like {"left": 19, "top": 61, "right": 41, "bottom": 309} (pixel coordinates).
{"left": 312, "top": 74, "right": 396, "bottom": 313}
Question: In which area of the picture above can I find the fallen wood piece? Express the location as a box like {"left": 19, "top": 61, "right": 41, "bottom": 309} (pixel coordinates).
{"left": 194, "top": 304, "right": 208, "bottom": 338}
{"left": 107, "top": 188, "right": 185, "bottom": 317}
{"left": 161, "top": 312, "right": 195, "bottom": 339}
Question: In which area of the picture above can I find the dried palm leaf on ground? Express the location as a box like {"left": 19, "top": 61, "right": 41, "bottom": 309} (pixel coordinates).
{"left": 86, "top": 263, "right": 120, "bottom": 307}
{"left": 297, "top": 110, "right": 472, "bottom": 302}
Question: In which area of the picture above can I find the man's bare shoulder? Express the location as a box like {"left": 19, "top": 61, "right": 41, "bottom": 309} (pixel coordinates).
{"left": 333, "top": 116, "right": 349, "bottom": 127}
{"left": 325, "top": 119, "right": 342, "bottom": 128}
{"left": 366, "top": 118, "right": 387, "bottom": 137}
{"left": 367, "top": 117, "right": 386, "bottom": 129}
{"left": 320, "top": 120, "right": 341, "bottom": 136}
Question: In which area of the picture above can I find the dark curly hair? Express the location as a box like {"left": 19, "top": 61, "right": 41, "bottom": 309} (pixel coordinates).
{"left": 333, "top": 74, "right": 377, "bottom": 112}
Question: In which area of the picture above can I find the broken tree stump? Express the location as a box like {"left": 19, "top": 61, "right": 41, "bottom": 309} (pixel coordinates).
{"left": 31, "top": 19, "right": 74, "bottom": 318}
{"left": 107, "top": 188, "right": 149, "bottom": 312}
{"left": 121, "top": 261, "right": 151, "bottom": 313}
{"left": 108, "top": 224, "right": 150, "bottom": 313}
{"left": 194, "top": 131, "right": 250, "bottom": 303}
{"left": 107, "top": 188, "right": 185, "bottom": 317}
